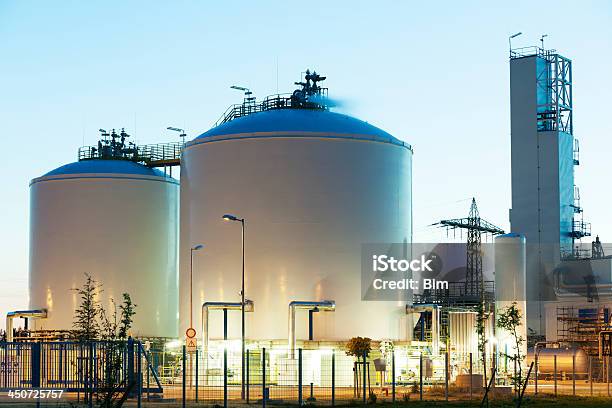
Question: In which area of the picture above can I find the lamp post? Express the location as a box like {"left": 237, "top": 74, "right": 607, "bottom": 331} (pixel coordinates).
{"left": 509, "top": 32, "right": 522, "bottom": 58}
{"left": 190, "top": 244, "right": 204, "bottom": 329}
{"left": 540, "top": 34, "right": 548, "bottom": 50}
{"left": 167, "top": 126, "right": 187, "bottom": 145}
{"left": 222, "top": 213, "right": 246, "bottom": 399}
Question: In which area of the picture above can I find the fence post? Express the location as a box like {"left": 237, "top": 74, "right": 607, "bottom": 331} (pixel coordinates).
{"left": 195, "top": 348, "right": 199, "bottom": 403}
{"left": 224, "top": 345, "right": 228, "bottom": 408}
{"left": 298, "top": 348, "right": 303, "bottom": 405}
{"left": 262, "top": 348, "right": 267, "bottom": 408}
{"left": 445, "top": 352, "right": 449, "bottom": 401}
{"left": 127, "top": 338, "right": 135, "bottom": 394}
{"left": 332, "top": 350, "right": 336, "bottom": 407}
{"left": 182, "top": 345, "right": 186, "bottom": 408}
{"left": 31, "top": 342, "right": 41, "bottom": 389}
{"left": 535, "top": 352, "right": 538, "bottom": 395}
{"left": 137, "top": 342, "right": 142, "bottom": 408}
{"left": 589, "top": 355, "right": 593, "bottom": 396}
{"left": 554, "top": 355, "right": 557, "bottom": 397}
{"left": 362, "top": 351, "right": 367, "bottom": 404}
{"left": 469, "top": 352, "right": 473, "bottom": 400}
{"left": 514, "top": 357, "right": 517, "bottom": 397}
{"left": 419, "top": 353, "right": 423, "bottom": 401}
{"left": 573, "top": 353, "right": 576, "bottom": 396}
{"left": 146, "top": 351, "right": 151, "bottom": 402}
{"left": 606, "top": 355, "right": 610, "bottom": 397}
{"left": 88, "top": 342, "right": 93, "bottom": 408}
{"left": 246, "top": 349, "right": 250, "bottom": 404}
{"left": 392, "top": 350, "right": 396, "bottom": 403}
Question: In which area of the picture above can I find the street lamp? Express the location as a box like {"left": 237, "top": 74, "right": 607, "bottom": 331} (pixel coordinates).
{"left": 190, "top": 244, "right": 204, "bottom": 329}
{"left": 509, "top": 32, "right": 522, "bottom": 58}
{"left": 167, "top": 126, "right": 187, "bottom": 145}
{"left": 222, "top": 213, "right": 246, "bottom": 399}
{"left": 540, "top": 34, "right": 548, "bottom": 50}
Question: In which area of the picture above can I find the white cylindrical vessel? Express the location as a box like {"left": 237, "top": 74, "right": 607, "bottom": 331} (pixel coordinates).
{"left": 494, "top": 233, "right": 528, "bottom": 360}
{"left": 29, "top": 160, "right": 179, "bottom": 338}
{"left": 180, "top": 109, "right": 412, "bottom": 343}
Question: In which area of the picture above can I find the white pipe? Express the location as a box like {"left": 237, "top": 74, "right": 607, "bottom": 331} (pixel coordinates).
{"left": 406, "top": 304, "right": 440, "bottom": 355}
{"left": 201, "top": 301, "right": 253, "bottom": 350}
{"left": 6, "top": 310, "right": 47, "bottom": 342}
{"left": 288, "top": 300, "right": 335, "bottom": 358}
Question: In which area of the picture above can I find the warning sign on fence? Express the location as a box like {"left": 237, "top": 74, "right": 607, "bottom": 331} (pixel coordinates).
{"left": 186, "top": 337, "right": 197, "bottom": 353}
{"left": 186, "top": 327, "right": 197, "bottom": 353}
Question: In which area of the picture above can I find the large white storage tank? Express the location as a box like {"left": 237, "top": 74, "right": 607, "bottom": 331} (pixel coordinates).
{"left": 180, "top": 106, "right": 412, "bottom": 343}
{"left": 29, "top": 159, "right": 179, "bottom": 337}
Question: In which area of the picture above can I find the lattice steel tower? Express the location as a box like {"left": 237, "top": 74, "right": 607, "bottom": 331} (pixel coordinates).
{"left": 436, "top": 198, "right": 504, "bottom": 298}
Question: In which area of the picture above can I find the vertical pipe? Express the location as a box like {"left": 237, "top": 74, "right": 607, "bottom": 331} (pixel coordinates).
{"left": 331, "top": 351, "right": 335, "bottom": 407}
{"left": 572, "top": 353, "right": 576, "bottom": 396}
{"left": 298, "top": 349, "right": 303, "bottom": 405}
{"left": 469, "top": 352, "right": 473, "bottom": 400}
{"left": 195, "top": 349, "right": 199, "bottom": 403}
{"left": 182, "top": 345, "right": 186, "bottom": 408}
{"left": 419, "top": 353, "right": 423, "bottom": 401}
{"left": 246, "top": 349, "right": 250, "bottom": 404}
{"left": 391, "top": 350, "right": 395, "bottom": 403}
{"left": 554, "top": 355, "right": 557, "bottom": 397}
{"left": 308, "top": 310, "right": 314, "bottom": 341}
{"left": 262, "top": 348, "right": 266, "bottom": 408}
{"left": 289, "top": 305, "right": 296, "bottom": 358}
{"left": 362, "top": 351, "right": 367, "bottom": 404}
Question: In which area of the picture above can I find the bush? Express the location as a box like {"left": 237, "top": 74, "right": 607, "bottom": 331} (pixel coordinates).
{"left": 346, "top": 337, "right": 372, "bottom": 359}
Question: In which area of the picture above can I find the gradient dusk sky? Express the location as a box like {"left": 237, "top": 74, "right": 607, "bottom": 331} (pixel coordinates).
{"left": 1, "top": 1, "right": 611, "bottom": 321}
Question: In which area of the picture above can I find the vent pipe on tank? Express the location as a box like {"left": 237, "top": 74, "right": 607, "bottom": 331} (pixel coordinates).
{"left": 201, "top": 301, "right": 254, "bottom": 350}
{"left": 288, "top": 300, "right": 335, "bottom": 358}
{"left": 6, "top": 310, "right": 47, "bottom": 342}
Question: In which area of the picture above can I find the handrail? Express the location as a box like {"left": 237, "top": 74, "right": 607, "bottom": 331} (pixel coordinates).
{"left": 78, "top": 141, "right": 183, "bottom": 167}
{"left": 138, "top": 342, "right": 163, "bottom": 392}
{"left": 212, "top": 92, "right": 328, "bottom": 128}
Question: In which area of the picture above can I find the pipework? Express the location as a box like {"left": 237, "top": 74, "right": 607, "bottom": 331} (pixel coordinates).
{"left": 288, "top": 300, "right": 335, "bottom": 357}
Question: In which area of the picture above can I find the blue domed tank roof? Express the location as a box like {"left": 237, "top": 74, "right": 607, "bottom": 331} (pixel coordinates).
{"left": 43, "top": 160, "right": 167, "bottom": 177}
{"left": 194, "top": 109, "right": 408, "bottom": 147}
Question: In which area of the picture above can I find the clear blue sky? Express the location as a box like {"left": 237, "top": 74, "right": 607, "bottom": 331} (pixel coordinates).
{"left": 1, "top": 1, "right": 611, "bottom": 320}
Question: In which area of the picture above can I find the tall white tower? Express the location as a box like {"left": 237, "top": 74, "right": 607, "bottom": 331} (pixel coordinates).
{"left": 509, "top": 47, "right": 588, "bottom": 335}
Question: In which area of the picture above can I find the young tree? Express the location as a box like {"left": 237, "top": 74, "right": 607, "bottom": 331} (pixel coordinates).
{"left": 476, "top": 300, "right": 490, "bottom": 387}
{"left": 497, "top": 302, "right": 525, "bottom": 394}
{"left": 97, "top": 293, "right": 137, "bottom": 408}
{"left": 118, "top": 293, "right": 136, "bottom": 340}
{"left": 346, "top": 337, "right": 372, "bottom": 397}
{"left": 72, "top": 273, "right": 102, "bottom": 341}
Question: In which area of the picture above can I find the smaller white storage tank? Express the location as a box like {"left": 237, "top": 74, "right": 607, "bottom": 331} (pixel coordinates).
{"left": 495, "top": 233, "right": 527, "bottom": 360}
{"left": 29, "top": 159, "right": 179, "bottom": 337}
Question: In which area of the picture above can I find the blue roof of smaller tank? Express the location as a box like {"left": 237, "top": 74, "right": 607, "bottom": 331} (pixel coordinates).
{"left": 196, "top": 109, "right": 403, "bottom": 144}
{"left": 43, "top": 160, "right": 166, "bottom": 177}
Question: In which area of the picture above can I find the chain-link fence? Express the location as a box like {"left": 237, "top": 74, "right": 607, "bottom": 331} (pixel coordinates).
{"left": 5, "top": 340, "right": 612, "bottom": 406}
